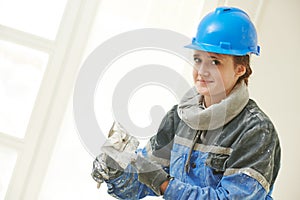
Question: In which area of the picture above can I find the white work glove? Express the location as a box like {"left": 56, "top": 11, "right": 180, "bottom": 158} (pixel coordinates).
{"left": 91, "top": 121, "right": 139, "bottom": 188}
{"left": 101, "top": 121, "right": 139, "bottom": 169}
{"left": 106, "top": 121, "right": 139, "bottom": 152}
{"left": 91, "top": 153, "right": 123, "bottom": 188}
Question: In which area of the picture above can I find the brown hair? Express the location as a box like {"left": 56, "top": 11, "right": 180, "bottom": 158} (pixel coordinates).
{"left": 233, "top": 55, "right": 252, "bottom": 85}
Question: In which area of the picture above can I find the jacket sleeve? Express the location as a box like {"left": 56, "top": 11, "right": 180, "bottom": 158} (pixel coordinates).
{"left": 105, "top": 106, "right": 178, "bottom": 199}
{"left": 164, "top": 176, "right": 270, "bottom": 200}
{"left": 164, "top": 120, "right": 280, "bottom": 200}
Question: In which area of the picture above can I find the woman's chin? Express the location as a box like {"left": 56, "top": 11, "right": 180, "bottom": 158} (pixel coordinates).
{"left": 195, "top": 86, "right": 210, "bottom": 96}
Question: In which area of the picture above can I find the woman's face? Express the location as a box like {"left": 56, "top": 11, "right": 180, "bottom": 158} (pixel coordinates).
{"left": 193, "top": 50, "right": 245, "bottom": 99}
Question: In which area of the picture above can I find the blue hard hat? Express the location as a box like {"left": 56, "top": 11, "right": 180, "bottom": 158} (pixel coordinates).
{"left": 185, "top": 7, "right": 260, "bottom": 56}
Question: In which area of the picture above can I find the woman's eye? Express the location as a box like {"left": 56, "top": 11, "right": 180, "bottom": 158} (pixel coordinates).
{"left": 194, "top": 58, "right": 201, "bottom": 63}
{"left": 211, "top": 60, "right": 220, "bottom": 65}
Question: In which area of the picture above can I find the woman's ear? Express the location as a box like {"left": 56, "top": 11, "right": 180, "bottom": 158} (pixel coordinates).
{"left": 235, "top": 65, "right": 246, "bottom": 78}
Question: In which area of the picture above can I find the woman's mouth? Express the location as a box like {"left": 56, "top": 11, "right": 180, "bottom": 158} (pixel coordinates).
{"left": 197, "top": 79, "right": 213, "bottom": 84}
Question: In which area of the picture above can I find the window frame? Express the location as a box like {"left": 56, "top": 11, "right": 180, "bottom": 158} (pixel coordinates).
{"left": 0, "top": 0, "right": 101, "bottom": 199}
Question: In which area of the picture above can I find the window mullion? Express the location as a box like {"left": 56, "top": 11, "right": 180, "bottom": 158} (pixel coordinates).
{"left": 0, "top": 132, "right": 24, "bottom": 151}
{"left": 0, "top": 24, "right": 55, "bottom": 53}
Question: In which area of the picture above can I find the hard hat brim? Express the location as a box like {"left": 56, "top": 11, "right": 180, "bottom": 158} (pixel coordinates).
{"left": 184, "top": 43, "right": 260, "bottom": 56}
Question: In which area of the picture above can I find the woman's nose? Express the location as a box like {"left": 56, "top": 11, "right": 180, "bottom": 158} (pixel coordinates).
{"left": 197, "top": 64, "right": 210, "bottom": 77}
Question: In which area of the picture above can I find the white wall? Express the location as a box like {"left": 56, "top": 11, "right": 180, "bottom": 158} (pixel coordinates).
{"left": 249, "top": 0, "right": 300, "bottom": 198}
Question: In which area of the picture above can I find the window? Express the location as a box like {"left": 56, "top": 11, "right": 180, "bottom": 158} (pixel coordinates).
{"left": 0, "top": 40, "right": 48, "bottom": 138}
{"left": 0, "top": 145, "right": 17, "bottom": 200}
{"left": 0, "top": 0, "right": 67, "bottom": 40}
{"left": 0, "top": 0, "right": 68, "bottom": 199}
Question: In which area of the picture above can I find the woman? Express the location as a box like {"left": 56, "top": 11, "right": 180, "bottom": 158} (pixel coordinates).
{"left": 92, "top": 6, "right": 281, "bottom": 199}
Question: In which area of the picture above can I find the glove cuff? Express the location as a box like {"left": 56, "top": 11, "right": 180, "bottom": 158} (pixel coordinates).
{"left": 151, "top": 171, "right": 173, "bottom": 196}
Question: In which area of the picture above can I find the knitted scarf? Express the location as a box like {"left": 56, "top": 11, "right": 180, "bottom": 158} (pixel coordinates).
{"left": 177, "top": 82, "right": 249, "bottom": 130}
